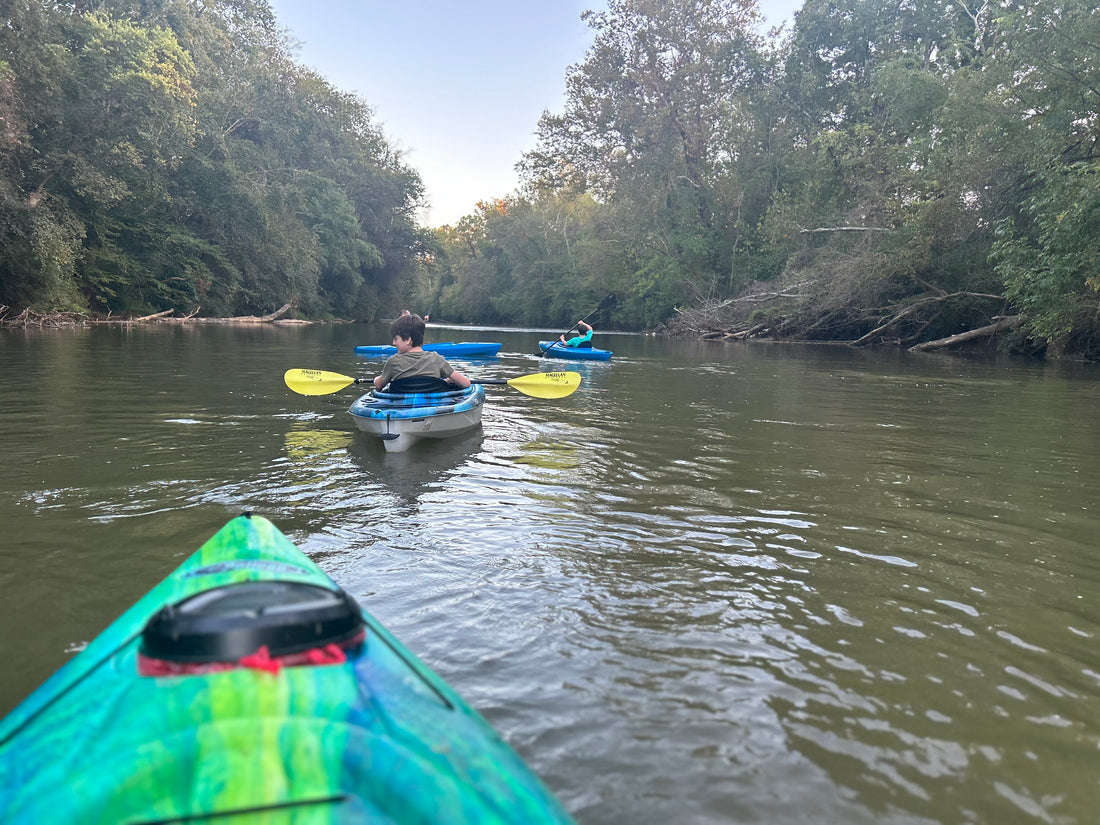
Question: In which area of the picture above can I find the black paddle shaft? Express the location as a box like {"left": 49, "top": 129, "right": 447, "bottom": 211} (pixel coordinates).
{"left": 572, "top": 293, "right": 616, "bottom": 331}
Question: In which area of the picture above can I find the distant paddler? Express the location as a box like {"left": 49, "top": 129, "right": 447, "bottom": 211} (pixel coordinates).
{"left": 558, "top": 320, "right": 594, "bottom": 349}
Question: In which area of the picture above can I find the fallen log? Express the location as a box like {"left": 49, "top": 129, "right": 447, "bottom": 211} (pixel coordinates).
{"left": 909, "top": 316, "right": 1023, "bottom": 352}
{"left": 165, "top": 302, "right": 295, "bottom": 324}
{"left": 851, "top": 299, "right": 939, "bottom": 346}
{"left": 731, "top": 322, "right": 768, "bottom": 340}
{"left": 132, "top": 309, "right": 175, "bottom": 322}
{"left": 260, "top": 303, "right": 293, "bottom": 322}
{"left": 852, "top": 292, "right": 1008, "bottom": 347}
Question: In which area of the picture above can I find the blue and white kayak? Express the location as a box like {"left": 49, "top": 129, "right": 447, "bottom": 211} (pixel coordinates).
{"left": 348, "top": 385, "right": 486, "bottom": 452}
{"left": 538, "top": 341, "right": 613, "bottom": 361}
{"left": 354, "top": 342, "right": 502, "bottom": 358}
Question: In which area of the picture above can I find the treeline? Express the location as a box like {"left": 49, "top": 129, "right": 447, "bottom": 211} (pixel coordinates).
{"left": 6, "top": 1, "right": 1100, "bottom": 359}
{"left": 1, "top": 0, "right": 423, "bottom": 320}
{"left": 409, "top": 0, "right": 1100, "bottom": 359}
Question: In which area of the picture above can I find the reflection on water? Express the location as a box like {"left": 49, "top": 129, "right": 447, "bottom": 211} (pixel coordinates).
{"left": 347, "top": 428, "right": 485, "bottom": 509}
{"left": 511, "top": 441, "right": 580, "bottom": 471}
{"left": 284, "top": 427, "right": 354, "bottom": 462}
{"left": 2, "top": 325, "right": 1100, "bottom": 824}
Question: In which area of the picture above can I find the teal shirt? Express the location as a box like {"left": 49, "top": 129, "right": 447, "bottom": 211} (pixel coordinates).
{"left": 564, "top": 329, "right": 593, "bottom": 347}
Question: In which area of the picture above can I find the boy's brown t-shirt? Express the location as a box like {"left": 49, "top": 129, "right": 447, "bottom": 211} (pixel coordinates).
{"left": 377, "top": 350, "right": 455, "bottom": 388}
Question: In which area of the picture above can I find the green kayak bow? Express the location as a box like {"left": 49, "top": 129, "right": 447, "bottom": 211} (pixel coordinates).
{"left": 0, "top": 514, "right": 575, "bottom": 824}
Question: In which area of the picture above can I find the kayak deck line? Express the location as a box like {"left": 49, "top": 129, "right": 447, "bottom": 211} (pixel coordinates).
{"left": 135, "top": 792, "right": 350, "bottom": 822}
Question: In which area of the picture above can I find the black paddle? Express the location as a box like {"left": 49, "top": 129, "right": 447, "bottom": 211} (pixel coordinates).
{"left": 538, "top": 294, "right": 616, "bottom": 357}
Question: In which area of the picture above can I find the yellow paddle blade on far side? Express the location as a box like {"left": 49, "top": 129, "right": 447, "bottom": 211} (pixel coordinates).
{"left": 284, "top": 369, "right": 359, "bottom": 396}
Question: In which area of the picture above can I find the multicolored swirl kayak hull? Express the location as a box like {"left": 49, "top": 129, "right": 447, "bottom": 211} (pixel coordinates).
{"left": 0, "top": 514, "right": 574, "bottom": 824}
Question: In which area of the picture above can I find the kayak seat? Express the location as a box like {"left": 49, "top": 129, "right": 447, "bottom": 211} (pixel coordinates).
{"left": 387, "top": 376, "right": 455, "bottom": 393}
{"left": 140, "top": 581, "right": 365, "bottom": 664}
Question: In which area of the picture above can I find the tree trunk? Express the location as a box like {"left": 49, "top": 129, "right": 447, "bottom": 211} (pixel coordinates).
{"left": 909, "top": 316, "right": 1023, "bottom": 351}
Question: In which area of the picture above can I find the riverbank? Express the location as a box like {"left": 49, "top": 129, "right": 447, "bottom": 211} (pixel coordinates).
{"left": 657, "top": 292, "right": 1062, "bottom": 359}
{"left": 0, "top": 303, "right": 316, "bottom": 328}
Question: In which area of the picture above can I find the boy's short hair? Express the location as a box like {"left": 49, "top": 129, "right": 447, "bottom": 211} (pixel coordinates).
{"left": 390, "top": 313, "right": 425, "bottom": 346}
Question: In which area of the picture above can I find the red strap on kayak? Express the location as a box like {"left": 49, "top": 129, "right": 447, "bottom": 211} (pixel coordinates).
{"left": 238, "top": 641, "right": 350, "bottom": 674}
{"left": 138, "top": 630, "right": 365, "bottom": 677}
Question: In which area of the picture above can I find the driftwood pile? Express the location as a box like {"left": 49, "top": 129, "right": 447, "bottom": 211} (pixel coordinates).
{"left": 0, "top": 302, "right": 310, "bottom": 329}
{"left": 662, "top": 280, "right": 1024, "bottom": 354}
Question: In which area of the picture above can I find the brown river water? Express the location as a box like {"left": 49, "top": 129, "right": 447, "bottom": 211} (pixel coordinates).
{"left": 1, "top": 322, "right": 1099, "bottom": 823}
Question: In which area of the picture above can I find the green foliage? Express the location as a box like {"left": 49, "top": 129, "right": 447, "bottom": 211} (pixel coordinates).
{"left": 994, "top": 162, "right": 1100, "bottom": 342}
{"left": 0, "top": 0, "right": 424, "bottom": 319}
{"left": 508, "top": 0, "right": 780, "bottom": 325}
{"left": 420, "top": 0, "right": 1100, "bottom": 356}
{"left": 960, "top": 1, "right": 1100, "bottom": 347}
{"left": 7, "top": 0, "right": 1100, "bottom": 358}
{"left": 0, "top": 205, "right": 87, "bottom": 312}
{"left": 422, "top": 195, "right": 637, "bottom": 327}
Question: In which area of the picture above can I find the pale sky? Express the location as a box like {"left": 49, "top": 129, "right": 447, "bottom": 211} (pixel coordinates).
{"left": 266, "top": 0, "right": 803, "bottom": 227}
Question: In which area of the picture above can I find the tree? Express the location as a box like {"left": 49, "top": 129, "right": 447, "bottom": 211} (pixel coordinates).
{"left": 520, "top": 0, "right": 773, "bottom": 320}
{"left": 984, "top": 2, "right": 1100, "bottom": 350}
{"left": 1, "top": 0, "right": 426, "bottom": 319}
{"left": 0, "top": 6, "right": 197, "bottom": 311}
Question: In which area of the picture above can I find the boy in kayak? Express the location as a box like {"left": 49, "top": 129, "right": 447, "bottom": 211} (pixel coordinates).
{"left": 559, "top": 320, "right": 594, "bottom": 348}
{"left": 373, "top": 314, "right": 472, "bottom": 391}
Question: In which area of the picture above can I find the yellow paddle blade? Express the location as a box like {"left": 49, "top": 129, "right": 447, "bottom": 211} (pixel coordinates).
{"left": 505, "top": 371, "right": 581, "bottom": 399}
{"left": 284, "top": 369, "right": 358, "bottom": 396}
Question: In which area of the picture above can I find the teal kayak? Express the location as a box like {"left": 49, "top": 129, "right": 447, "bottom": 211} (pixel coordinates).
{"left": 0, "top": 514, "right": 575, "bottom": 824}
{"left": 355, "top": 342, "right": 502, "bottom": 358}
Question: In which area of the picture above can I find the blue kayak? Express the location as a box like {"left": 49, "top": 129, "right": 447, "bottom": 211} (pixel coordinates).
{"left": 348, "top": 385, "right": 486, "bottom": 453}
{"left": 538, "top": 341, "right": 613, "bottom": 361}
{"left": 355, "top": 342, "right": 502, "bottom": 358}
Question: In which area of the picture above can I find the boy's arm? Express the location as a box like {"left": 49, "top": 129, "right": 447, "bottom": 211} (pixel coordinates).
{"left": 448, "top": 370, "right": 472, "bottom": 388}
{"left": 374, "top": 357, "right": 393, "bottom": 389}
